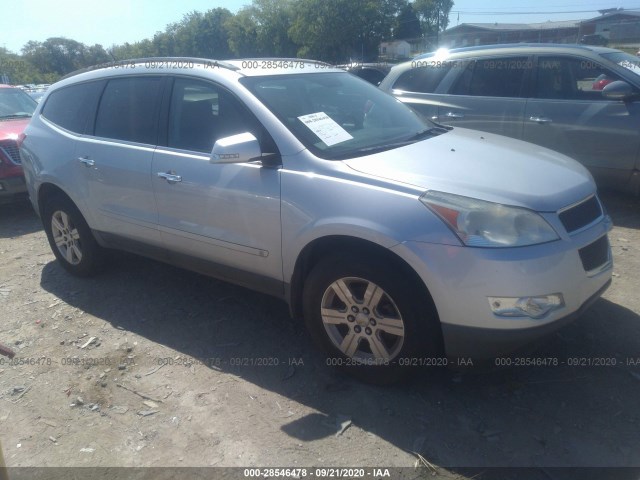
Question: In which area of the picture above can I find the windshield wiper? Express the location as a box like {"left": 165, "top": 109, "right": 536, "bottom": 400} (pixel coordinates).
{"left": 330, "top": 142, "right": 412, "bottom": 159}
{"left": 330, "top": 127, "right": 448, "bottom": 160}
{"left": 404, "top": 126, "right": 448, "bottom": 141}
{"left": 0, "top": 114, "right": 32, "bottom": 120}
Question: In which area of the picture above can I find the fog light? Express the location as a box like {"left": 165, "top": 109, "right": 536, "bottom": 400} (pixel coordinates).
{"left": 489, "top": 294, "right": 564, "bottom": 319}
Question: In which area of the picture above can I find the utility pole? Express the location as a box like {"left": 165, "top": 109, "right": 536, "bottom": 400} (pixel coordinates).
{"left": 436, "top": 1, "right": 440, "bottom": 47}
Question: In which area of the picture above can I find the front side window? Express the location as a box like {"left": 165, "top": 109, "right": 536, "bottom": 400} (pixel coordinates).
{"left": 94, "top": 77, "right": 163, "bottom": 144}
{"left": 41, "top": 81, "right": 102, "bottom": 134}
{"left": 241, "top": 72, "right": 434, "bottom": 160}
{"left": 168, "top": 78, "right": 258, "bottom": 153}
{"left": 535, "top": 56, "right": 627, "bottom": 100}
{"left": 392, "top": 63, "right": 452, "bottom": 93}
{"left": 451, "top": 57, "right": 529, "bottom": 98}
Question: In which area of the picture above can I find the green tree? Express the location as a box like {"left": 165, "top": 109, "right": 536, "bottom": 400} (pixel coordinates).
{"left": 110, "top": 39, "right": 157, "bottom": 60}
{"left": 413, "top": 0, "right": 453, "bottom": 37}
{"left": 225, "top": 8, "right": 259, "bottom": 56}
{"left": 290, "top": 0, "right": 401, "bottom": 62}
{"left": 394, "top": 3, "right": 422, "bottom": 39}
{"left": 253, "top": 0, "right": 298, "bottom": 57}
{"left": 21, "top": 38, "right": 110, "bottom": 78}
{"left": 170, "top": 9, "right": 233, "bottom": 58}
{"left": 0, "top": 47, "right": 49, "bottom": 84}
{"left": 83, "top": 44, "right": 111, "bottom": 65}
{"left": 111, "top": 8, "right": 233, "bottom": 59}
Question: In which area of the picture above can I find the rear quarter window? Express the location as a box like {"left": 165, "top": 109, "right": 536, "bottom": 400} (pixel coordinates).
{"left": 41, "top": 81, "right": 104, "bottom": 134}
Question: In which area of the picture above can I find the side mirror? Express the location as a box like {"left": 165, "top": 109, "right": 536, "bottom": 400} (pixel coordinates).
{"left": 602, "top": 80, "right": 635, "bottom": 101}
{"left": 210, "top": 132, "right": 261, "bottom": 164}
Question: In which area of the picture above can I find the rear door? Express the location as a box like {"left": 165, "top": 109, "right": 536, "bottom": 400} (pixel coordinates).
{"left": 523, "top": 55, "right": 640, "bottom": 187}
{"left": 151, "top": 77, "right": 283, "bottom": 294}
{"left": 75, "top": 76, "right": 165, "bottom": 247}
{"left": 435, "top": 56, "right": 532, "bottom": 139}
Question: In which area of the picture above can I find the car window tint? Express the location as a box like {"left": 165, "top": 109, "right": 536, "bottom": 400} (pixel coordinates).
{"left": 393, "top": 63, "right": 452, "bottom": 93}
{"left": 0, "top": 89, "right": 37, "bottom": 117}
{"left": 168, "top": 78, "right": 259, "bottom": 153}
{"left": 94, "top": 77, "right": 163, "bottom": 144}
{"left": 41, "top": 82, "right": 102, "bottom": 134}
{"left": 451, "top": 57, "right": 529, "bottom": 97}
{"left": 536, "top": 56, "right": 625, "bottom": 100}
{"left": 353, "top": 68, "right": 386, "bottom": 85}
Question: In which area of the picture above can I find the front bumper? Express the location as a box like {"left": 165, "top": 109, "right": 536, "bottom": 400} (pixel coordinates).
{"left": 0, "top": 175, "right": 28, "bottom": 203}
{"left": 440, "top": 278, "right": 610, "bottom": 359}
{"left": 392, "top": 215, "right": 612, "bottom": 360}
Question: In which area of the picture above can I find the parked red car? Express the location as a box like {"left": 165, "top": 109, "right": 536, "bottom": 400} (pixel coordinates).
{"left": 0, "top": 84, "right": 37, "bottom": 203}
{"left": 592, "top": 73, "right": 615, "bottom": 91}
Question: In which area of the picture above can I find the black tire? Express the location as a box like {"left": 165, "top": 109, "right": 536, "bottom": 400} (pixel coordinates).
{"left": 303, "top": 252, "right": 443, "bottom": 384}
{"left": 42, "top": 195, "right": 105, "bottom": 277}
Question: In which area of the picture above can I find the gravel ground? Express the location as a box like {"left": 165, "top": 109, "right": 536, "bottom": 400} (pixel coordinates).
{"left": 0, "top": 190, "right": 639, "bottom": 480}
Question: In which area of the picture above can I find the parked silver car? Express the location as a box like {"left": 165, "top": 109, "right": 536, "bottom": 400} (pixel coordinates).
{"left": 19, "top": 58, "right": 612, "bottom": 382}
{"left": 380, "top": 44, "right": 640, "bottom": 195}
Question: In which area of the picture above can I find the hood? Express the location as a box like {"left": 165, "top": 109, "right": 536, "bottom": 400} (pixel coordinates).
{"left": 343, "top": 127, "right": 595, "bottom": 212}
{"left": 0, "top": 118, "right": 30, "bottom": 141}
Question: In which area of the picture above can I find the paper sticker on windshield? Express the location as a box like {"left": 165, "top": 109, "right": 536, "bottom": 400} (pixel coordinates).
{"left": 297, "top": 112, "right": 353, "bottom": 146}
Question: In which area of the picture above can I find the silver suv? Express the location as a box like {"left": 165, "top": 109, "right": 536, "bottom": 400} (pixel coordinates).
{"left": 380, "top": 44, "right": 640, "bottom": 194}
{"left": 20, "top": 58, "right": 612, "bottom": 381}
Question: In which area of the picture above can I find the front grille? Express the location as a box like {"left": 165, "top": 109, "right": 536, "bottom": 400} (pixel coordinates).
{"left": 578, "top": 235, "right": 610, "bottom": 273}
{"left": 559, "top": 196, "right": 602, "bottom": 234}
{"left": 0, "top": 140, "right": 21, "bottom": 165}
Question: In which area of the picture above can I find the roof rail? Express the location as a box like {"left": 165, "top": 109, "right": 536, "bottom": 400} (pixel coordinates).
{"left": 229, "top": 57, "right": 335, "bottom": 67}
{"left": 413, "top": 43, "right": 601, "bottom": 59}
{"left": 60, "top": 57, "right": 239, "bottom": 80}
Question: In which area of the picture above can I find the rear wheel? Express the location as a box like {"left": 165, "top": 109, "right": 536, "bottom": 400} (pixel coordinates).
{"left": 42, "top": 195, "right": 105, "bottom": 277}
{"left": 303, "top": 253, "right": 442, "bottom": 383}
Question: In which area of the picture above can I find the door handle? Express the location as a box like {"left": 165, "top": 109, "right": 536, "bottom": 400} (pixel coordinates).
{"left": 78, "top": 157, "right": 95, "bottom": 167}
{"left": 157, "top": 171, "right": 182, "bottom": 184}
{"left": 529, "top": 116, "right": 552, "bottom": 124}
{"left": 444, "top": 112, "right": 464, "bottom": 119}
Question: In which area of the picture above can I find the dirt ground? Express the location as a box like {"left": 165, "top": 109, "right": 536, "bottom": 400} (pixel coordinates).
{"left": 0, "top": 190, "right": 639, "bottom": 480}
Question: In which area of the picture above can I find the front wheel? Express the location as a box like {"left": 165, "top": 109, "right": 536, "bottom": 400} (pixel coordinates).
{"left": 303, "top": 253, "right": 442, "bottom": 383}
{"left": 42, "top": 195, "right": 105, "bottom": 277}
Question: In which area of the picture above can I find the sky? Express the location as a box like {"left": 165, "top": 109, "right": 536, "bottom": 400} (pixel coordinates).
{"left": 1, "top": 0, "right": 640, "bottom": 54}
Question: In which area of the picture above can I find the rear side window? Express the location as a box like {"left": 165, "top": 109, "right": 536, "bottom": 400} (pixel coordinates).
{"left": 393, "top": 64, "right": 452, "bottom": 93}
{"left": 41, "top": 82, "right": 103, "bottom": 134}
{"left": 94, "top": 77, "right": 163, "bottom": 145}
{"left": 451, "top": 57, "right": 530, "bottom": 98}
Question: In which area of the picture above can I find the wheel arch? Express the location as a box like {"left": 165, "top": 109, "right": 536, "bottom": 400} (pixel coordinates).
{"left": 288, "top": 235, "right": 440, "bottom": 329}
{"left": 37, "top": 182, "right": 75, "bottom": 218}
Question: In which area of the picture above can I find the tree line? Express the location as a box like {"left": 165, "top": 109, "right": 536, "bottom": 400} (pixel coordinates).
{"left": 0, "top": 0, "right": 453, "bottom": 84}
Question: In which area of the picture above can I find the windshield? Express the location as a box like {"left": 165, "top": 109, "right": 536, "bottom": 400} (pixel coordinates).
{"left": 0, "top": 88, "right": 38, "bottom": 119}
{"left": 600, "top": 52, "right": 640, "bottom": 76}
{"left": 240, "top": 72, "right": 437, "bottom": 159}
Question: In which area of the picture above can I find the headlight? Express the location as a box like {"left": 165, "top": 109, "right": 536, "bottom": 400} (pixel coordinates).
{"left": 420, "top": 191, "right": 559, "bottom": 247}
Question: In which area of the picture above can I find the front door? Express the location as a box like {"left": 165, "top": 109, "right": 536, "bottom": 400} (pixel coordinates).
{"left": 151, "top": 77, "right": 283, "bottom": 294}
{"left": 523, "top": 55, "right": 640, "bottom": 187}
